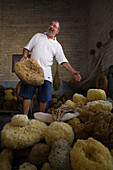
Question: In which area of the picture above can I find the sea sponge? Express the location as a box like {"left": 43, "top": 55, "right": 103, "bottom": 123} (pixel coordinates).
{"left": 15, "top": 59, "right": 44, "bottom": 86}
{"left": 5, "top": 89, "right": 13, "bottom": 93}
{"left": 19, "top": 162, "right": 37, "bottom": 170}
{"left": 79, "top": 109, "right": 94, "bottom": 123}
{"left": 87, "top": 89, "right": 106, "bottom": 101}
{"left": 49, "top": 139, "right": 72, "bottom": 170}
{"left": 85, "top": 111, "right": 113, "bottom": 149}
{"left": 4, "top": 89, "right": 14, "bottom": 101}
{"left": 70, "top": 138, "right": 113, "bottom": 170}
{"left": 60, "top": 112, "right": 79, "bottom": 122}
{"left": 53, "top": 100, "right": 63, "bottom": 109}
{"left": 68, "top": 117, "right": 80, "bottom": 129}
{"left": 34, "top": 112, "right": 53, "bottom": 123}
{"left": 29, "top": 143, "right": 50, "bottom": 166}
{"left": 110, "top": 149, "right": 113, "bottom": 158}
{"left": 73, "top": 93, "right": 87, "bottom": 104}
{"left": 45, "top": 122, "right": 74, "bottom": 146}
{"left": 11, "top": 114, "right": 29, "bottom": 127}
{"left": 51, "top": 104, "right": 77, "bottom": 121}
{"left": 51, "top": 97, "right": 58, "bottom": 105}
{"left": 74, "top": 122, "right": 89, "bottom": 139}
{"left": 41, "top": 163, "right": 51, "bottom": 170}
{"left": 0, "top": 149, "right": 13, "bottom": 170}
{"left": 64, "top": 100, "right": 76, "bottom": 106}
{"left": 72, "top": 110, "right": 113, "bottom": 150}
{"left": 86, "top": 100, "right": 112, "bottom": 112}
{"left": 34, "top": 112, "right": 79, "bottom": 123}
{"left": 1, "top": 119, "right": 47, "bottom": 149}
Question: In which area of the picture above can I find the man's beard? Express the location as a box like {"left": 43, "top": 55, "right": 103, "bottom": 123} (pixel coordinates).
{"left": 47, "top": 28, "right": 54, "bottom": 37}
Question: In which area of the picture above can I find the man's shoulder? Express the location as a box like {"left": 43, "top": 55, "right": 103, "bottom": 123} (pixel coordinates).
{"left": 55, "top": 39, "right": 62, "bottom": 48}
{"left": 34, "top": 33, "right": 45, "bottom": 37}
{"left": 31, "top": 33, "right": 45, "bottom": 41}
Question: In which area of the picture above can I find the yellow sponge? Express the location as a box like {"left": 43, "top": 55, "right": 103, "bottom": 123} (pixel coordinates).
{"left": 86, "top": 100, "right": 112, "bottom": 112}
{"left": 70, "top": 138, "right": 113, "bottom": 170}
{"left": 45, "top": 122, "right": 74, "bottom": 146}
{"left": 68, "top": 117, "right": 80, "bottom": 129}
{"left": 5, "top": 89, "right": 13, "bottom": 101}
{"left": 87, "top": 89, "right": 106, "bottom": 101}
{"left": 41, "top": 163, "right": 51, "bottom": 170}
{"left": 73, "top": 93, "right": 87, "bottom": 104}
{"left": 65, "top": 100, "right": 76, "bottom": 106}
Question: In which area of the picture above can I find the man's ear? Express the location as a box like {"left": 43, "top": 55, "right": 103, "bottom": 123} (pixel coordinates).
{"left": 57, "top": 30, "right": 59, "bottom": 34}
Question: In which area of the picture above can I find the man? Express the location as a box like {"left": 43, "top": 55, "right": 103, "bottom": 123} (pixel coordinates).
{"left": 19, "top": 20, "right": 81, "bottom": 115}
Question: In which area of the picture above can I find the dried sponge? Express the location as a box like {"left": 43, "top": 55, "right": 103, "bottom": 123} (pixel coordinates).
{"left": 0, "top": 149, "right": 13, "bottom": 170}
{"left": 68, "top": 117, "right": 80, "bottom": 129}
{"left": 86, "top": 100, "right": 112, "bottom": 112}
{"left": 1, "top": 119, "right": 47, "bottom": 149}
{"left": 73, "top": 93, "right": 87, "bottom": 104}
{"left": 45, "top": 122, "right": 74, "bottom": 146}
{"left": 5, "top": 89, "right": 14, "bottom": 101}
{"left": 87, "top": 89, "right": 106, "bottom": 101}
{"left": 11, "top": 114, "right": 29, "bottom": 127}
{"left": 49, "top": 139, "right": 72, "bottom": 170}
{"left": 70, "top": 138, "right": 113, "bottom": 170}
{"left": 15, "top": 59, "right": 44, "bottom": 86}
{"left": 41, "top": 163, "right": 51, "bottom": 170}
{"left": 64, "top": 100, "right": 76, "bottom": 106}
{"left": 19, "top": 162, "right": 37, "bottom": 170}
{"left": 29, "top": 143, "right": 50, "bottom": 166}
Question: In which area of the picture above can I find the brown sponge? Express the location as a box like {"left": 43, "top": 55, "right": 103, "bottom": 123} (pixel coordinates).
{"left": 15, "top": 59, "right": 44, "bottom": 86}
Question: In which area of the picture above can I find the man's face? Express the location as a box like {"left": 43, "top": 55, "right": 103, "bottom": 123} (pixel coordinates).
{"left": 47, "top": 21, "right": 59, "bottom": 38}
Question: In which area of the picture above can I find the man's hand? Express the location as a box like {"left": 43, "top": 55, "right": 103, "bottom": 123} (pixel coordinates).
{"left": 20, "top": 56, "right": 28, "bottom": 61}
{"left": 20, "top": 48, "right": 29, "bottom": 61}
{"left": 72, "top": 71, "right": 81, "bottom": 82}
{"left": 61, "top": 62, "right": 81, "bottom": 82}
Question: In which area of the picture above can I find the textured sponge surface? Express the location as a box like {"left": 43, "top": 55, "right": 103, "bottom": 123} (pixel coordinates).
{"left": 15, "top": 59, "right": 44, "bottom": 86}
{"left": 70, "top": 138, "right": 113, "bottom": 170}
{"left": 45, "top": 122, "right": 74, "bottom": 146}
{"left": 87, "top": 89, "right": 106, "bottom": 101}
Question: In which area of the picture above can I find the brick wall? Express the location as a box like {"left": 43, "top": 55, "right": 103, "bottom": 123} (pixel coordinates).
{"left": 1, "top": 0, "right": 113, "bottom": 88}
{"left": 0, "top": 0, "right": 87, "bottom": 83}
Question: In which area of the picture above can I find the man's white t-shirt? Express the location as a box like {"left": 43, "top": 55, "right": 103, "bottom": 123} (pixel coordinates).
{"left": 24, "top": 33, "right": 68, "bottom": 83}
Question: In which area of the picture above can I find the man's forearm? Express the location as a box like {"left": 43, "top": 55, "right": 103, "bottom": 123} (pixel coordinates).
{"left": 61, "top": 62, "right": 81, "bottom": 82}
{"left": 23, "top": 48, "right": 29, "bottom": 58}
{"left": 61, "top": 62, "right": 75, "bottom": 74}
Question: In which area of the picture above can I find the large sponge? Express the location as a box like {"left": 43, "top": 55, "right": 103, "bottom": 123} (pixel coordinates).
{"left": 87, "top": 89, "right": 106, "bottom": 101}
{"left": 86, "top": 100, "right": 112, "bottom": 112}
{"left": 19, "top": 162, "right": 37, "bottom": 170}
{"left": 73, "top": 93, "right": 87, "bottom": 104}
{"left": 29, "top": 143, "right": 50, "bottom": 166}
{"left": 1, "top": 118, "right": 47, "bottom": 149}
{"left": 45, "top": 122, "right": 74, "bottom": 146}
{"left": 15, "top": 59, "right": 44, "bottom": 86}
{"left": 11, "top": 114, "right": 29, "bottom": 127}
{"left": 49, "top": 139, "right": 72, "bottom": 170}
{"left": 70, "top": 138, "right": 113, "bottom": 170}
